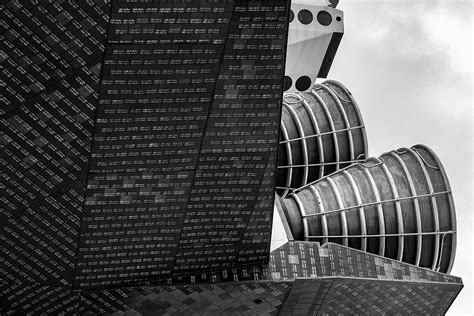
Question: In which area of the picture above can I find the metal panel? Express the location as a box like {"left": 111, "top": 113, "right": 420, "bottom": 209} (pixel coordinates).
{"left": 285, "top": 3, "right": 344, "bottom": 92}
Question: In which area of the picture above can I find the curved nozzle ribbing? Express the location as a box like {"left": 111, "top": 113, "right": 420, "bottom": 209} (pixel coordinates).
{"left": 277, "top": 80, "right": 368, "bottom": 197}
{"left": 276, "top": 144, "right": 456, "bottom": 273}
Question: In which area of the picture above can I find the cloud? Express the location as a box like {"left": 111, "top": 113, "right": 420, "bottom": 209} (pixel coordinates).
{"left": 327, "top": 2, "right": 473, "bottom": 314}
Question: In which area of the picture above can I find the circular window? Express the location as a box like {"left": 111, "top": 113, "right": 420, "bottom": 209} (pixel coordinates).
{"left": 283, "top": 76, "right": 292, "bottom": 91}
{"left": 317, "top": 10, "right": 332, "bottom": 26}
{"left": 298, "top": 9, "right": 313, "bottom": 25}
{"left": 295, "top": 76, "right": 312, "bottom": 91}
{"left": 289, "top": 10, "right": 294, "bottom": 23}
{"left": 336, "top": 16, "right": 342, "bottom": 22}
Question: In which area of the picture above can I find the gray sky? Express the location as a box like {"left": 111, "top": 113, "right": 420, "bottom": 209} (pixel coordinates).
{"left": 328, "top": 1, "right": 473, "bottom": 314}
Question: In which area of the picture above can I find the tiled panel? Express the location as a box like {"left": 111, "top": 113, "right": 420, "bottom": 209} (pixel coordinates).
{"left": 132, "top": 263, "right": 271, "bottom": 287}
{"left": 0, "top": 0, "right": 110, "bottom": 113}
{"left": 0, "top": 0, "right": 110, "bottom": 220}
{"left": 75, "top": 0, "right": 289, "bottom": 287}
{"left": 1, "top": 240, "right": 463, "bottom": 314}
{"left": 270, "top": 241, "right": 324, "bottom": 280}
{"left": 0, "top": 283, "right": 79, "bottom": 315}
{"left": 0, "top": 183, "right": 83, "bottom": 286}
{"left": 278, "top": 279, "right": 333, "bottom": 315}
{"left": 0, "top": 0, "right": 111, "bottom": 294}
{"left": 280, "top": 278, "right": 462, "bottom": 315}
{"left": 173, "top": 0, "right": 289, "bottom": 274}
{"left": 1, "top": 64, "right": 102, "bottom": 220}
{"left": 79, "top": 282, "right": 291, "bottom": 315}
{"left": 74, "top": 0, "right": 234, "bottom": 288}
{"left": 269, "top": 242, "right": 462, "bottom": 284}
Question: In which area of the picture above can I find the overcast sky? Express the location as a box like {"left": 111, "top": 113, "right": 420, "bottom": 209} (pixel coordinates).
{"left": 273, "top": 0, "right": 472, "bottom": 315}
{"left": 330, "top": 1, "right": 473, "bottom": 314}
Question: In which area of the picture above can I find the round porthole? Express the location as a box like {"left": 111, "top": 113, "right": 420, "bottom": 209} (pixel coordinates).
{"left": 298, "top": 9, "right": 313, "bottom": 25}
{"left": 317, "top": 10, "right": 332, "bottom": 26}
{"left": 289, "top": 10, "right": 294, "bottom": 23}
{"left": 295, "top": 76, "right": 312, "bottom": 91}
{"left": 283, "top": 76, "right": 292, "bottom": 91}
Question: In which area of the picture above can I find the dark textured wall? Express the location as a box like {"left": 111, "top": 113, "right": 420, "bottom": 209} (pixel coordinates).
{"left": 0, "top": 0, "right": 290, "bottom": 290}
{"left": 1, "top": 0, "right": 111, "bottom": 288}
{"left": 74, "top": 0, "right": 290, "bottom": 287}
{"left": 1, "top": 242, "right": 462, "bottom": 314}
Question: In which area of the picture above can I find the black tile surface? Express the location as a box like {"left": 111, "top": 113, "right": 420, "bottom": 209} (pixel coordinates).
{"left": 73, "top": 0, "right": 289, "bottom": 287}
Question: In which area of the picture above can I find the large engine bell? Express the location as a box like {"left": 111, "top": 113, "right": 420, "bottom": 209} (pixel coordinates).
{"left": 275, "top": 144, "right": 457, "bottom": 273}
